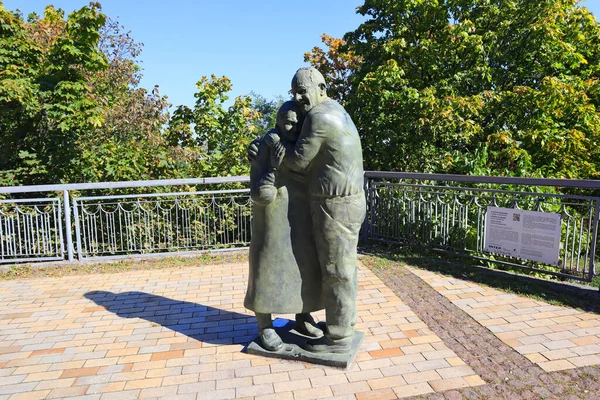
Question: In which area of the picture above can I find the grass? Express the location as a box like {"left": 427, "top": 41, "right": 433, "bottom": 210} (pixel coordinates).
{"left": 0, "top": 251, "right": 249, "bottom": 280}
{"left": 360, "top": 244, "right": 600, "bottom": 313}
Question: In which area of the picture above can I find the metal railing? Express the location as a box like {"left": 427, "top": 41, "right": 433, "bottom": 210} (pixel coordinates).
{"left": 1, "top": 172, "right": 599, "bottom": 284}
{"left": 363, "top": 172, "right": 600, "bottom": 282}
{"left": 73, "top": 190, "right": 251, "bottom": 261}
{"left": 0, "top": 177, "right": 250, "bottom": 263}
{"left": 0, "top": 197, "right": 64, "bottom": 263}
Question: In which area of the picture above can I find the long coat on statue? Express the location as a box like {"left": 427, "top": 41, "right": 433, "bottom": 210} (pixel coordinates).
{"left": 244, "top": 138, "right": 323, "bottom": 314}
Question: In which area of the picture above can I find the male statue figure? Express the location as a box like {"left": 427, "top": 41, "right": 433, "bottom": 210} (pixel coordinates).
{"left": 269, "top": 67, "right": 366, "bottom": 353}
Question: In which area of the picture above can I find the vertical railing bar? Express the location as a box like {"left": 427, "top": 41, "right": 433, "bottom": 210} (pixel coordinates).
{"left": 10, "top": 214, "right": 16, "bottom": 256}
{"left": 107, "top": 212, "right": 112, "bottom": 252}
{"left": 148, "top": 203, "right": 153, "bottom": 251}
{"left": 3, "top": 212, "right": 7, "bottom": 258}
{"left": 117, "top": 202, "right": 129, "bottom": 250}
{"left": 20, "top": 212, "right": 26, "bottom": 256}
{"left": 576, "top": 215, "right": 585, "bottom": 273}
{"left": 223, "top": 200, "right": 229, "bottom": 247}
{"left": 7, "top": 212, "right": 12, "bottom": 256}
{"left": 192, "top": 200, "right": 197, "bottom": 247}
{"left": 30, "top": 212, "right": 35, "bottom": 255}
{"left": 211, "top": 197, "right": 216, "bottom": 247}
{"left": 137, "top": 200, "right": 142, "bottom": 252}
{"left": 167, "top": 204, "right": 172, "bottom": 249}
{"left": 112, "top": 212, "right": 117, "bottom": 252}
{"left": 35, "top": 211, "right": 40, "bottom": 255}
{"left": 73, "top": 198, "right": 83, "bottom": 261}
{"left": 220, "top": 203, "right": 225, "bottom": 247}
{"left": 82, "top": 209, "right": 90, "bottom": 257}
{"left": 39, "top": 208, "right": 46, "bottom": 255}
{"left": 564, "top": 218, "right": 571, "bottom": 271}
{"left": 42, "top": 207, "right": 48, "bottom": 254}
{"left": 479, "top": 201, "right": 484, "bottom": 252}
{"left": 15, "top": 208, "right": 22, "bottom": 256}
{"left": 52, "top": 202, "right": 58, "bottom": 256}
{"left": 57, "top": 197, "right": 65, "bottom": 259}
{"left": 29, "top": 212, "right": 35, "bottom": 255}
{"left": 131, "top": 209, "right": 136, "bottom": 251}
{"left": 588, "top": 199, "right": 599, "bottom": 284}
{"left": 0, "top": 212, "right": 4, "bottom": 259}
{"left": 129, "top": 209, "right": 135, "bottom": 251}
{"left": 369, "top": 181, "right": 375, "bottom": 243}
{"left": 94, "top": 210, "right": 100, "bottom": 255}
{"left": 175, "top": 198, "right": 180, "bottom": 248}
{"left": 89, "top": 210, "right": 95, "bottom": 256}
{"left": 183, "top": 206, "right": 188, "bottom": 248}
{"left": 98, "top": 204, "right": 104, "bottom": 254}
{"left": 362, "top": 176, "right": 369, "bottom": 244}
{"left": 206, "top": 202, "right": 210, "bottom": 248}
{"left": 27, "top": 212, "right": 33, "bottom": 255}
{"left": 17, "top": 211, "right": 23, "bottom": 256}
{"left": 582, "top": 205, "right": 593, "bottom": 276}
{"left": 47, "top": 206, "right": 53, "bottom": 254}
{"left": 63, "top": 190, "right": 73, "bottom": 262}
{"left": 570, "top": 216, "right": 577, "bottom": 272}
{"left": 22, "top": 210, "right": 27, "bottom": 256}
{"left": 82, "top": 210, "right": 88, "bottom": 256}
{"left": 37, "top": 207, "right": 42, "bottom": 255}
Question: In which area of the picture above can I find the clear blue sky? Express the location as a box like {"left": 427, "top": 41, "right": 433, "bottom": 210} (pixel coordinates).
{"left": 3, "top": 0, "right": 600, "bottom": 110}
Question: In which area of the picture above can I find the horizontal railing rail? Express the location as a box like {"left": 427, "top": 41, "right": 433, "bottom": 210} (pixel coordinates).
{"left": 365, "top": 171, "right": 600, "bottom": 189}
{"left": 0, "top": 176, "right": 250, "bottom": 194}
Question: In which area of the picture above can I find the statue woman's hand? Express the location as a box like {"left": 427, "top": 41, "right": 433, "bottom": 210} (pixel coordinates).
{"left": 264, "top": 130, "right": 281, "bottom": 147}
{"left": 247, "top": 137, "right": 260, "bottom": 163}
{"left": 271, "top": 142, "right": 285, "bottom": 169}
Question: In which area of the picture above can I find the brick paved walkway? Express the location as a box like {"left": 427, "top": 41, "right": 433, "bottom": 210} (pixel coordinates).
{"left": 408, "top": 267, "right": 600, "bottom": 372}
{"left": 0, "top": 261, "right": 483, "bottom": 400}
{"left": 370, "top": 259, "right": 600, "bottom": 399}
{"left": 1, "top": 257, "right": 599, "bottom": 399}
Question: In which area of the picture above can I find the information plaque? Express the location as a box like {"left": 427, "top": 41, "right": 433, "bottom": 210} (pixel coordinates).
{"left": 484, "top": 206, "right": 561, "bottom": 265}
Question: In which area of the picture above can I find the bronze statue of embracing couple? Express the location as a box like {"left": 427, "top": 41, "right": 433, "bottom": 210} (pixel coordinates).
{"left": 244, "top": 67, "right": 366, "bottom": 354}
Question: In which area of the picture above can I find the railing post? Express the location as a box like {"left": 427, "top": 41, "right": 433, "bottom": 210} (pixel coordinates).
{"left": 362, "top": 176, "right": 370, "bottom": 244}
{"left": 588, "top": 199, "right": 600, "bottom": 287}
{"left": 63, "top": 190, "right": 73, "bottom": 262}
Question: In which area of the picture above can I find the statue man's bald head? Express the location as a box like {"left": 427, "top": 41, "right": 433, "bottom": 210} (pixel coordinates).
{"left": 291, "top": 67, "right": 328, "bottom": 116}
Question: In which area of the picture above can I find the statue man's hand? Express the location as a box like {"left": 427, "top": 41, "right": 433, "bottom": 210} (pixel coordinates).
{"left": 271, "top": 142, "right": 285, "bottom": 169}
{"left": 264, "top": 130, "right": 281, "bottom": 147}
{"left": 247, "top": 137, "right": 260, "bottom": 163}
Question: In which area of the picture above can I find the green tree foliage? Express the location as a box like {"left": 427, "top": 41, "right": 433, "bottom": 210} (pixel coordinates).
{"left": 304, "top": 34, "right": 362, "bottom": 104}
{"left": 0, "top": 4, "right": 190, "bottom": 185}
{"left": 75, "top": 17, "right": 180, "bottom": 183}
{"left": 309, "top": 0, "right": 600, "bottom": 179}
{"left": 166, "top": 75, "right": 262, "bottom": 178}
{"left": 250, "top": 92, "right": 284, "bottom": 132}
{"left": 0, "top": 3, "right": 107, "bottom": 185}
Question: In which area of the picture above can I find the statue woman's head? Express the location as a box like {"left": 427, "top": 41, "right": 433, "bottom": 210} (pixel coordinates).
{"left": 276, "top": 100, "right": 302, "bottom": 142}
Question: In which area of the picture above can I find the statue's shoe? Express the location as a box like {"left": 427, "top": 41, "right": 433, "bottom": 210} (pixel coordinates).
{"left": 295, "top": 314, "right": 324, "bottom": 338}
{"left": 259, "top": 328, "right": 283, "bottom": 351}
{"left": 303, "top": 335, "right": 352, "bottom": 354}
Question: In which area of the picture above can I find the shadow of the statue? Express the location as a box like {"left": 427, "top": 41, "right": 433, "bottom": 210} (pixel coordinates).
{"left": 84, "top": 290, "right": 257, "bottom": 346}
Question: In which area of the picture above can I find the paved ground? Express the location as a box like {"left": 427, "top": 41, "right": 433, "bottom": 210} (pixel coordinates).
{"left": 0, "top": 257, "right": 599, "bottom": 399}
{"left": 370, "top": 261, "right": 600, "bottom": 399}
{"left": 410, "top": 267, "right": 600, "bottom": 372}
